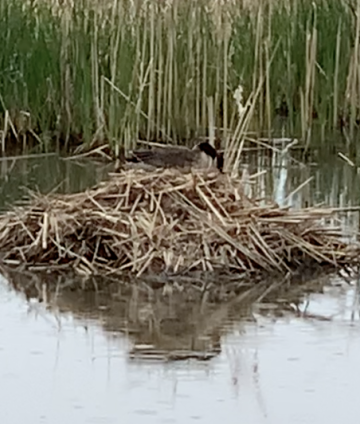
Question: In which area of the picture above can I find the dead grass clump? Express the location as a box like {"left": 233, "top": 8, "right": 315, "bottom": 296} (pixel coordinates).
{"left": 0, "top": 168, "right": 358, "bottom": 277}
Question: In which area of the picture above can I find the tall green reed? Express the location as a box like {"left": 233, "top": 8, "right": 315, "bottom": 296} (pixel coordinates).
{"left": 0, "top": 0, "right": 359, "bottom": 154}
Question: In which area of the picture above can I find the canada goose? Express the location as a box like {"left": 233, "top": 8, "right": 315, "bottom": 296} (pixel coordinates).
{"left": 125, "top": 141, "right": 223, "bottom": 172}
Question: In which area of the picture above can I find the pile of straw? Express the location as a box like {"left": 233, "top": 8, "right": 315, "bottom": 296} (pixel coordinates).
{"left": 0, "top": 169, "right": 358, "bottom": 277}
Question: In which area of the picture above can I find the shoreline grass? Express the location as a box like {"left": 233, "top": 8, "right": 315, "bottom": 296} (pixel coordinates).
{"left": 0, "top": 0, "right": 360, "bottom": 153}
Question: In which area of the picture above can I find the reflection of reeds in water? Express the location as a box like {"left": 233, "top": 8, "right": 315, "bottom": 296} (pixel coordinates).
{"left": 0, "top": 154, "right": 112, "bottom": 212}
{"left": 1, "top": 267, "right": 341, "bottom": 361}
{"left": 239, "top": 146, "right": 360, "bottom": 240}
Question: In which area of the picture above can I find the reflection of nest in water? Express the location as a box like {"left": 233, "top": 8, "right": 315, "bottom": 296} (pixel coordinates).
{"left": 1, "top": 267, "right": 344, "bottom": 361}
{"left": 0, "top": 168, "right": 358, "bottom": 277}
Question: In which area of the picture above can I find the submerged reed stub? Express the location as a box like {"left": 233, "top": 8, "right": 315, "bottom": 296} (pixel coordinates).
{"left": 0, "top": 168, "right": 358, "bottom": 277}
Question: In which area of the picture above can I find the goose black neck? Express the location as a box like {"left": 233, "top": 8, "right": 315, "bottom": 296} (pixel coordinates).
{"left": 216, "top": 152, "right": 224, "bottom": 172}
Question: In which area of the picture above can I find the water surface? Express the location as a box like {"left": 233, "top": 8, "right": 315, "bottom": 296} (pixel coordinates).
{"left": 0, "top": 149, "right": 360, "bottom": 424}
{"left": 1, "top": 272, "right": 359, "bottom": 424}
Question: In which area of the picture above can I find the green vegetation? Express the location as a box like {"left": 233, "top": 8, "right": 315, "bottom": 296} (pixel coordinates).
{"left": 0, "top": 0, "right": 359, "bottom": 152}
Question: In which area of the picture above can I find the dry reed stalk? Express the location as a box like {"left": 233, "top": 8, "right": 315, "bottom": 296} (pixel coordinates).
{"left": 0, "top": 168, "right": 358, "bottom": 278}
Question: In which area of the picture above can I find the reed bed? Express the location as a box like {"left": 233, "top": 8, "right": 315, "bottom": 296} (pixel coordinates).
{"left": 0, "top": 168, "right": 358, "bottom": 277}
{"left": 1, "top": 0, "right": 360, "bottom": 153}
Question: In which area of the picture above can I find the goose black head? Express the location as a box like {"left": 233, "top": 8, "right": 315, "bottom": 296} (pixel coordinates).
{"left": 196, "top": 142, "right": 224, "bottom": 172}
{"left": 196, "top": 141, "right": 218, "bottom": 160}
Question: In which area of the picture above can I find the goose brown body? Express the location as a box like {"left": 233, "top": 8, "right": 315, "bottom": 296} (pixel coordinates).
{"left": 126, "top": 141, "right": 223, "bottom": 172}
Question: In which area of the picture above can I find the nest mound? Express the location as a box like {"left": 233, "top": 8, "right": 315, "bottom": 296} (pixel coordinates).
{"left": 0, "top": 169, "right": 358, "bottom": 277}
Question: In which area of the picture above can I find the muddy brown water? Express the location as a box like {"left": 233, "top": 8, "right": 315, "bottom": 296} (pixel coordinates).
{"left": 0, "top": 150, "right": 360, "bottom": 424}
